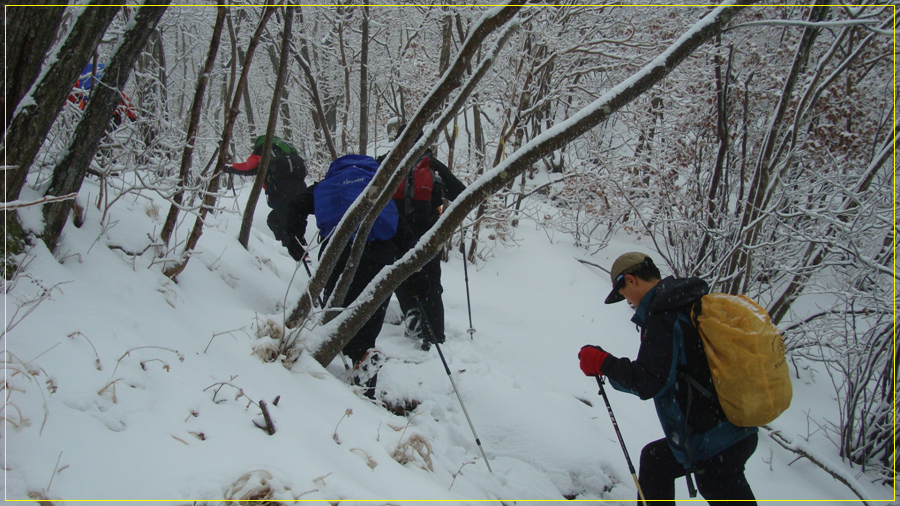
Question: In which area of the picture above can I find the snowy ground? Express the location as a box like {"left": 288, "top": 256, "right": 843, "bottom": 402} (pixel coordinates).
{"left": 5, "top": 173, "right": 894, "bottom": 504}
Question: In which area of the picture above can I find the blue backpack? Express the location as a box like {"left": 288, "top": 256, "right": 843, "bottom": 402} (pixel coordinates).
{"left": 313, "top": 154, "right": 398, "bottom": 242}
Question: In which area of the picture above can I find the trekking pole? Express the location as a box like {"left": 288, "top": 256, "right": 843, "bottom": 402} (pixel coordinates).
{"left": 459, "top": 228, "right": 475, "bottom": 339}
{"left": 595, "top": 376, "right": 647, "bottom": 506}
{"left": 299, "top": 253, "right": 326, "bottom": 309}
{"left": 415, "top": 297, "right": 492, "bottom": 473}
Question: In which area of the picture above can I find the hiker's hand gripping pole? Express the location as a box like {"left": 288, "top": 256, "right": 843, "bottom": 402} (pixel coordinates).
{"left": 596, "top": 375, "right": 647, "bottom": 506}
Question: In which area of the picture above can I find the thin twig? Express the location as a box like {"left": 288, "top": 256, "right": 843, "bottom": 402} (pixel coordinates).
{"left": 4, "top": 193, "right": 77, "bottom": 210}
{"left": 575, "top": 257, "right": 610, "bottom": 274}
{"left": 203, "top": 327, "right": 246, "bottom": 353}
{"left": 46, "top": 451, "right": 63, "bottom": 493}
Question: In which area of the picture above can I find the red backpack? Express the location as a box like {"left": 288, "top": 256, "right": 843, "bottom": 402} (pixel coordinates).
{"left": 392, "top": 156, "right": 434, "bottom": 203}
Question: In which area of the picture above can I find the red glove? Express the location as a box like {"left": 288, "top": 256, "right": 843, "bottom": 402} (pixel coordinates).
{"left": 578, "top": 345, "right": 610, "bottom": 377}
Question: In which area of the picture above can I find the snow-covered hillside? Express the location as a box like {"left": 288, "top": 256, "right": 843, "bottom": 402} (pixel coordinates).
{"left": 5, "top": 172, "right": 892, "bottom": 505}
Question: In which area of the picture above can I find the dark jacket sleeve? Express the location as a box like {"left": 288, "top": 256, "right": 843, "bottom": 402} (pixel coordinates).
{"left": 430, "top": 157, "right": 466, "bottom": 201}
{"left": 600, "top": 313, "right": 677, "bottom": 400}
{"left": 392, "top": 208, "right": 418, "bottom": 254}
{"left": 268, "top": 181, "right": 314, "bottom": 251}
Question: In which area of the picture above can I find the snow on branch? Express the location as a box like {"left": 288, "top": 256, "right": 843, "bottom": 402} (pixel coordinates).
{"left": 3, "top": 193, "right": 78, "bottom": 210}
{"left": 765, "top": 426, "right": 874, "bottom": 505}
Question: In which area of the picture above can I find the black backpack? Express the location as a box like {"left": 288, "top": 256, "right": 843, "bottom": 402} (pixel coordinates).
{"left": 253, "top": 135, "right": 307, "bottom": 185}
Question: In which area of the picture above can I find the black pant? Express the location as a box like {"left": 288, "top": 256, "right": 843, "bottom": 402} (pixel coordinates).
{"left": 323, "top": 244, "right": 392, "bottom": 365}
{"left": 637, "top": 434, "right": 757, "bottom": 505}
{"left": 394, "top": 254, "right": 445, "bottom": 342}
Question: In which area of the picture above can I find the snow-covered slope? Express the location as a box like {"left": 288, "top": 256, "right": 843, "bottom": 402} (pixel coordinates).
{"left": 5, "top": 175, "right": 891, "bottom": 504}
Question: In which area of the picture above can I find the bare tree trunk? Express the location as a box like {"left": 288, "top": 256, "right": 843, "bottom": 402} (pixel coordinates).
{"left": 160, "top": 7, "right": 226, "bottom": 246}
{"left": 357, "top": 5, "right": 370, "bottom": 155}
{"left": 466, "top": 99, "right": 486, "bottom": 262}
{"left": 3, "top": 1, "right": 120, "bottom": 203}
{"left": 264, "top": 27, "right": 292, "bottom": 143}
{"left": 4, "top": 4, "right": 65, "bottom": 129}
{"left": 291, "top": 42, "right": 338, "bottom": 161}
{"left": 696, "top": 42, "right": 733, "bottom": 269}
{"left": 306, "top": 3, "right": 753, "bottom": 367}
{"left": 238, "top": 6, "right": 293, "bottom": 249}
{"left": 163, "top": 5, "right": 275, "bottom": 280}
{"left": 438, "top": 8, "right": 453, "bottom": 75}
{"left": 338, "top": 10, "right": 351, "bottom": 153}
{"left": 42, "top": 3, "right": 170, "bottom": 253}
{"left": 135, "top": 28, "right": 169, "bottom": 164}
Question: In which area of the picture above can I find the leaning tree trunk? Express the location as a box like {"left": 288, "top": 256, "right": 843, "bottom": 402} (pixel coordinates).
{"left": 159, "top": 6, "right": 226, "bottom": 246}
{"left": 42, "top": 3, "right": 170, "bottom": 253}
{"left": 163, "top": 5, "right": 275, "bottom": 280}
{"left": 4, "top": 3, "right": 65, "bottom": 130}
{"left": 238, "top": 6, "right": 293, "bottom": 249}
{"left": 292, "top": 39, "right": 338, "bottom": 161}
{"left": 3, "top": 0, "right": 120, "bottom": 204}
{"left": 306, "top": 2, "right": 755, "bottom": 367}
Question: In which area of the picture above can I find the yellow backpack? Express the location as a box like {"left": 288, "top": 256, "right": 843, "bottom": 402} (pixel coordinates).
{"left": 690, "top": 293, "right": 792, "bottom": 427}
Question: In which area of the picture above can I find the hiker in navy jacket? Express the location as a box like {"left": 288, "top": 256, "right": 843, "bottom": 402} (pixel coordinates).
{"left": 578, "top": 252, "right": 758, "bottom": 505}
{"left": 289, "top": 154, "right": 417, "bottom": 398}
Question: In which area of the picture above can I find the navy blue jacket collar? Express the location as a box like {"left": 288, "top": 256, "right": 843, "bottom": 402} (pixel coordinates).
{"left": 630, "top": 284, "right": 659, "bottom": 328}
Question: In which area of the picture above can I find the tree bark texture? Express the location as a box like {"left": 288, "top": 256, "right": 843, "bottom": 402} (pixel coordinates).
{"left": 292, "top": 29, "right": 338, "bottom": 161}
{"left": 3, "top": 1, "right": 120, "bottom": 203}
{"left": 4, "top": 4, "right": 65, "bottom": 129}
{"left": 160, "top": 7, "right": 226, "bottom": 246}
{"left": 163, "top": 5, "right": 275, "bottom": 280}
{"left": 238, "top": 6, "right": 293, "bottom": 249}
{"left": 42, "top": 3, "right": 170, "bottom": 252}
{"left": 358, "top": 6, "right": 370, "bottom": 155}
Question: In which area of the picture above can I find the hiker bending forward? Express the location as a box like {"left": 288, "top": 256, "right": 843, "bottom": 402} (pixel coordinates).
{"left": 291, "top": 154, "right": 417, "bottom": 399}
{"left": 225, "top": 136, "right": 308, "bottom": 260}
{"left": 578, "top": 252, "right": 758, "bottom": 505}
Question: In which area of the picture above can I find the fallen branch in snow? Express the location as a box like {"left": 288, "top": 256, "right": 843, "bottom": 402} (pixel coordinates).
{"left": 765, "top": 426, "right": 872, "bottom": 505}
{"left": 203, "top": 327, "right": 247, "bottom": 353}
{"left": 449, "top": 461, "right": 475, "bottom": 491}
{"left": 97, "top": 378, "right": 123, "bottom": 403}
{"left": 576, "top": 257, "right": 611, "bottom": 274}
{"left": 256, "top": 400, "right": 276, "bottom": 435}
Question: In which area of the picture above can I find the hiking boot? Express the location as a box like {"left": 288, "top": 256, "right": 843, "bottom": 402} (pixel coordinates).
{"left": 419, "top": 334, "right": 445, "bottom": 351}
{"left": 350, "top": 349, "right": 384, "bottom": 399}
